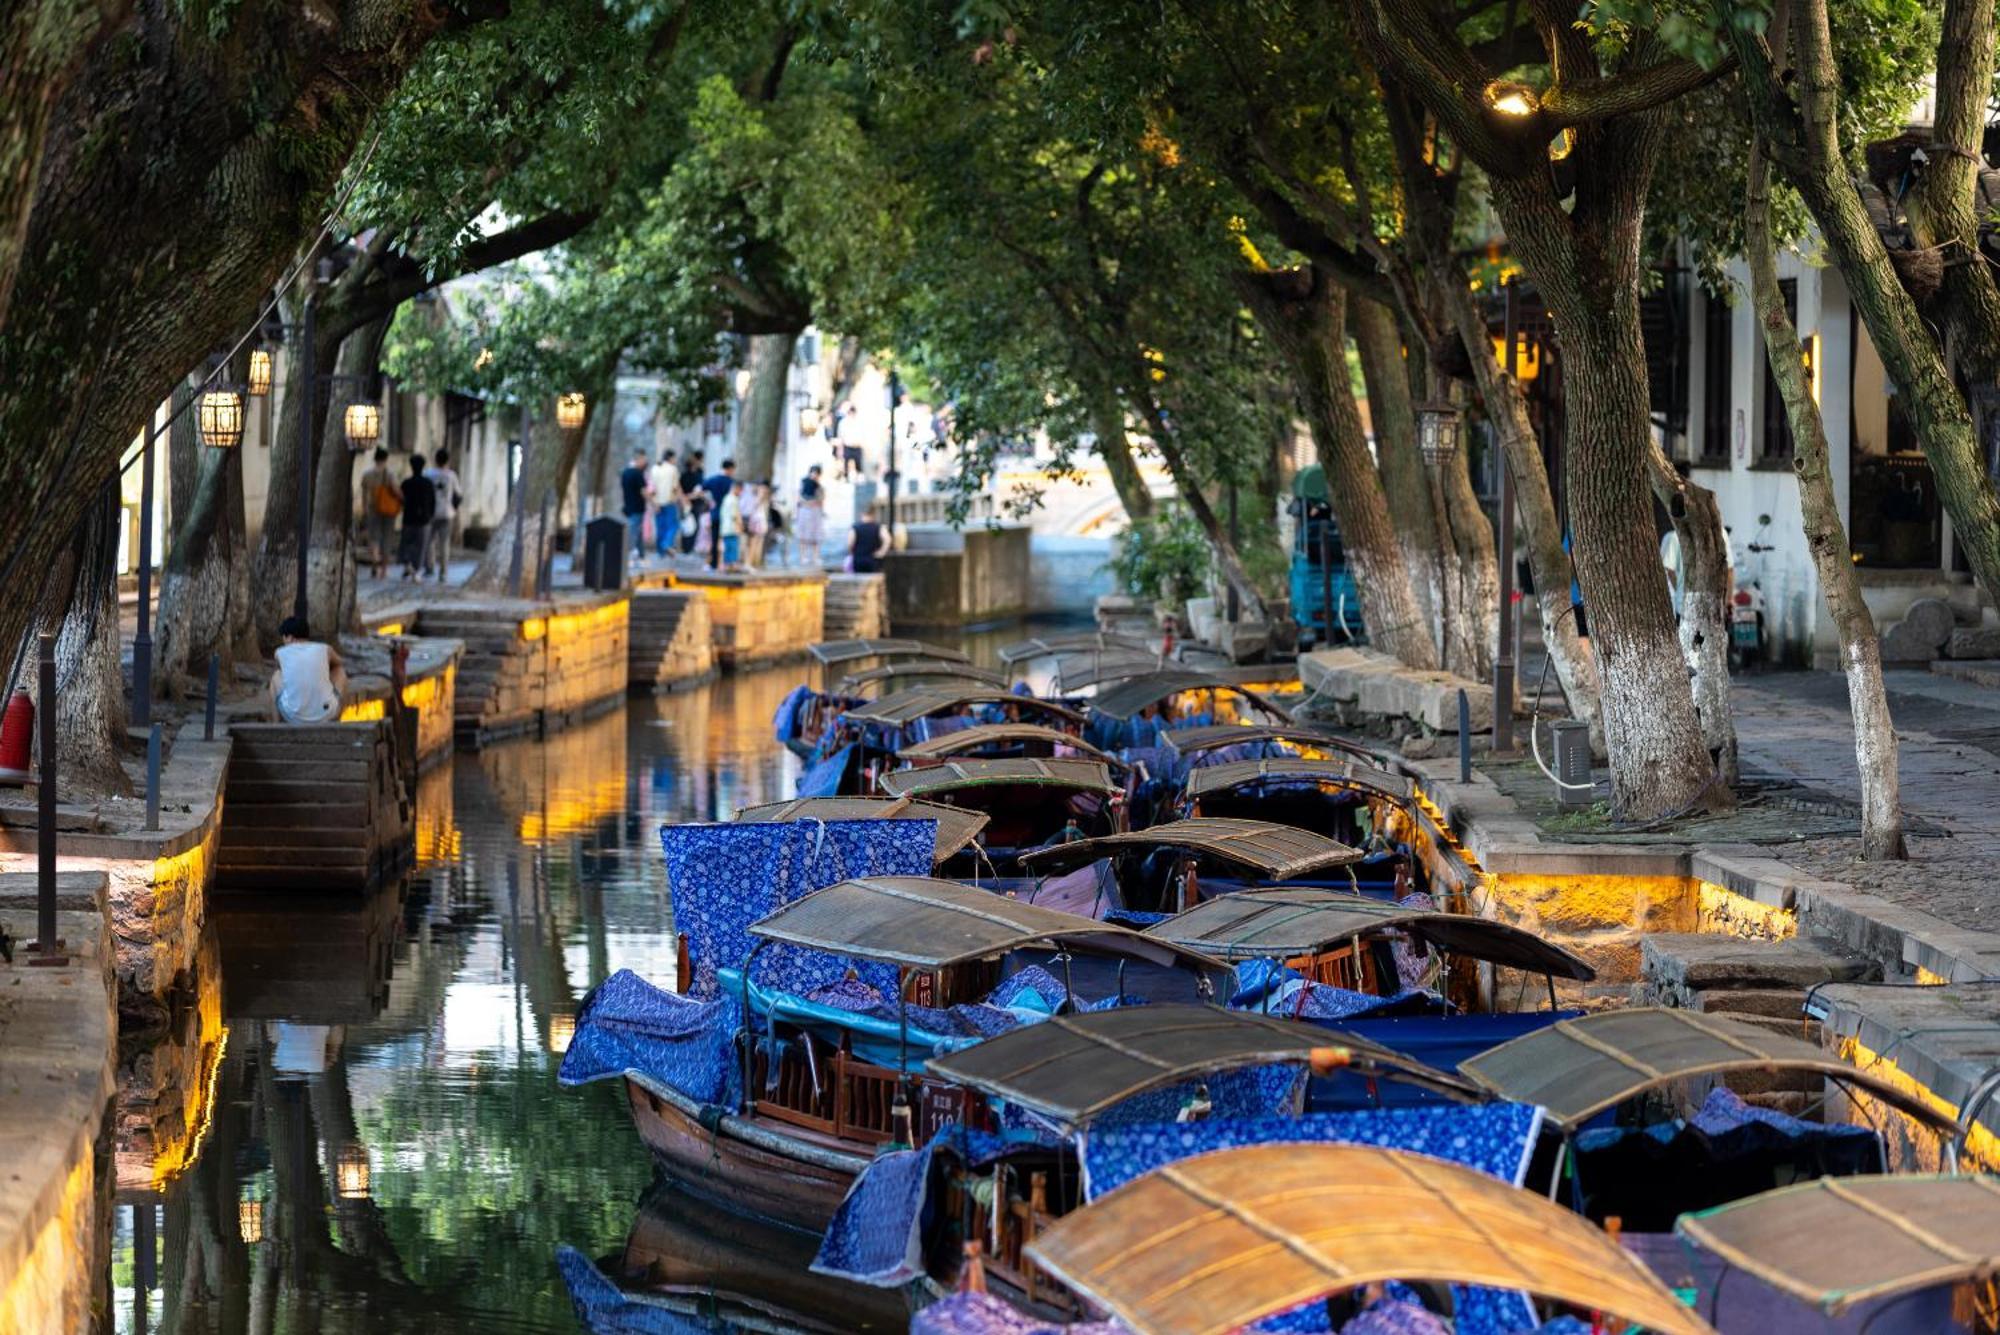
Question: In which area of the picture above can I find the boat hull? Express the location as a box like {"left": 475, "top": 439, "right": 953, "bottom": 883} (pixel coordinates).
{"left": 623, "top": 1075, "right": 866, "bottom": 1232}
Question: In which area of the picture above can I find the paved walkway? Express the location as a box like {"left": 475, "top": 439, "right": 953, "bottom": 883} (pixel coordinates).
{"left": 1730, "top": 668, "right": 2000, "bottom": 932}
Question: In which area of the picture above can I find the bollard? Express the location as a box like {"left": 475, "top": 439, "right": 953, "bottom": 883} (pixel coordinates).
{"left": 1457, "top": 688, "right": 1472, "bottom": 784}
{"left": 29, "top": 633, "right": 66, "bottom": 966}
{"left": 204, "top": 652, "right": 219, "bottom": 741}
{"left": 145, "top": 723, "right": 162, "bottom": 831}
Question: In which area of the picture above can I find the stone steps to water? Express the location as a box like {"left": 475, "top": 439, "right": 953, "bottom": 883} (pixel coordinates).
{"left": 216, "top": 720, "right": 412, "bottom": 892}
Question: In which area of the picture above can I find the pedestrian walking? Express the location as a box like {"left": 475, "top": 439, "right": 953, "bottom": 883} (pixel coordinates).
{"left": 836, "top": 402, "right": 867, "bottom": 480}
{"left": 648, "top": 450, "right": 681, "bottom": 557}
{"left": 425, "top": 448, "right": 462, "bottom": 582}
{"left": 398, "top": 454, "right": 436, "bottom": 580}
{"left": 744, "top": 480, "right": 771, "bottom": 568}
{"left": 702, "top": 458, "right": 737, "bottom": 568}
{"left": 677, "top": 452, "right": 705, "bottom": 555}
{"left": 795, "top": 464, "right": 825, "bottom": 566}
{"left": 358, "top": 446, "right": 398, "bottom": 579}
{"left": 848, "top": 503, "right": 890, "bottom": 574}
{"left": 619, "top": 449, "right": 651, "bottom": 563}
{"left": 718, "top": 478, "right": 744, "bottom": 569}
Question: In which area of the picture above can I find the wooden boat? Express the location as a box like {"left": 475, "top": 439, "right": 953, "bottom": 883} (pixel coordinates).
{"left": 1015, "top": 816, "right": 1367, "bottom": 917}
{"left": 1459, "top": 1007, "right": 1964, "bottom": 1228}
{"left": 1143, "top": 884, "right": 1595, "bottom": 1002}
{"left": 1014, "top": 1142, "right": 1714, "bottom": 1335}
{"left": 620, "top": 876, "right": 1233, "bottom": 1235}
{"left": 807, "top": 637, "right": 970, "bottom": 666}
{"left": 1181, "top": 755, "right": 1415, "bottom": 853}
{"left": 799, "top": 687, "right": 1091, "bottom": 797}
{"left": 995, "top": 631, "right": 1153, "bottom": 665}
{"left": 874, "top": 757, "right": 1126, "bottom": 875}
{"left": 834, "top": 659, "right": 1008, "bottom": 693}
{"left": 1083, "top": 667, "right": 1291, "bottom": 738}
{"left": 1160, "top": 720, "right": 1376, "bottom": 762}
{"left": 729, "top": 795, "right": 990, "bottom": 866}
{"left": 895, "top": 722, "right": 1124, "bottom": 769}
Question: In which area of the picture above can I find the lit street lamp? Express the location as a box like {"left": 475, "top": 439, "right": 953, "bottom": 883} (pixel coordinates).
{"left": 555, "top": 391, "right": 587, "bottom": 432}
{"left": 1416, "top": 400, "right": 1461, "bottom": 467}
{"left": 247, "top": 349, "right": 274, "bottom": 397}
{"left": 343, "top": 401, "right": 382, "bottom": 449}
{"left": 197, "top": 388, "right": 246, "bottom": 449}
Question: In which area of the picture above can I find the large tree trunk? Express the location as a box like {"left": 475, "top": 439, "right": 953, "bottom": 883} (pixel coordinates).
{"left": 1239, "top": 264, "right": 1438, "bottom": 670}
{"left": 735, "top": 331, "right": 797, "bottom": 483}
{"left": 1748, "top": 141, "right": 1905, "bottom": 859}
{"left": 1488, "top": 120, "right": 1722, "bottom": 817}
{"left": 1086, "top": 385, "right": 1154, "bottom": 523}
{"left": 306, "top": 319, "right": 389, "bottom": 638}
{"left": 1435, "top": 273, "right": 1606, "bottom": 751}
{"left": 1130, "top": 392, "right": 1269, "bottom": 623}
{"left": 1734, "top": 0, "right": 2000, "bottom": 607}
{"left": 1351, "top": 296, "right": 1447, "bottom": 659}
{"left": 0, "top": 0, "right": 482, "bottom": 698}
{"left": 156, "top": 376, "right": 257, "bottom": 695}
{"left": 252, "top": 286, "right": 342, "bottom": 647}
{"left": 1644, "top": 449, "right": 1739, "bottom": 785}
{"left": 465, "top": 404, "right": 596, "bottom": 599}
{"left": 18, "top": 482, "right": 130, "bottom": 798}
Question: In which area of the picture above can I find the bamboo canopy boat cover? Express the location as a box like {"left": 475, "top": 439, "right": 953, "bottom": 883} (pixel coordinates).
{"left": 876, "top": 757, "right": 1120, "bottom": 800}
{"left": 1676, "top": 1175, "right": 2000, "bottom": 1314}
{"left": 1162, "top": 722, "right": 1372, "bottom": 759}
{"left": 746, "top": 876, "right": 1227, "bottom": 979}
{"left": 1087, "top": 669, "right": 1286, "bottom": 721}
{"left": 1459, "top": 1007, "right": 1963, "bottom": 1133}
{"left": 1183, "top": 755, "right": 1415, "bottom": 804}
{"left": 1017, "top": 817, "right": 1363, "bottom": 880}
{"left": 843, "top": 687, "right": 1086, "bottom": 729}
{"left": 1025, "top": 1143, "right": 1716, "bottom": 1335}
{"left": 1052, "top": 654, "right": 1173, "bottom": 692}
{"left": 1144, "top": 887, "right": 1596, "bottom": 979}
{"left": 835, "top": 660, "right": 1009, "bottom": 692}
{"left": 997, "top": 632, "right": 1154, "bottom": 664}
{"left": 730, "top": 797, "right": 990, "bottom": 862}
{"left": 896, "top": 724, "right": 1121, "bottom": 766}
{"left": 925, "top": 1004, "right": 1481, "bottom": 1128}
{"left": 807, "top": 638, "right": 969, "bottom": 665}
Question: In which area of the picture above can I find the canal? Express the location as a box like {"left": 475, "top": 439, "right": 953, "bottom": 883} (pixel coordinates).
{"left": 106, "top": 661, "right": 853, "bottom": 1334}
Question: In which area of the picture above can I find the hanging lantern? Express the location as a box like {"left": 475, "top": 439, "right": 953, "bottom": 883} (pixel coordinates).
{"left": 555, "top": 392, "right": 587, "bottom": 431}
{"left": 237, "top": 1196, "right": 264, "bottom": 1245}
{"left": 247, "top": 349, "right": 274, "bottom": 397}
{"left": 548, "top": 1013, "right": 576, "bottom": 1054}
{"left": 343, "top": 402, "right": 381, "bottom": 449}
{"left": 1483, "top": 80, "right": 1540, "bottom": 118}
{"left": 198, "top": 390, "right": 245, "bottom": 449}
{"left": 1416, "top": 401, "right": 1461, "bottom": 467}
{"left": 334, "top": 1142, "right": 371, "bottom": 1200}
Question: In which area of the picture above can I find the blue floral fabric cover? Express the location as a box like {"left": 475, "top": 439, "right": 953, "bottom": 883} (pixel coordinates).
{"left": 1079, "top": 1102, "right": 1545, "bottom": 1334}
{"left": 558, "top": 1245, "right": 719, "bottom": 1335}
{"left": 911, "top": 1291, "right": 1127, "bottom": 1335}
{"left": 556, "top": 968, "right": 742, "bottom": 1106}
{"left": 811, "top": 1138, "right": 938, "bottom": 1286}
{"left": 794, "top": 740, "right": 858, "bottom": 797}
{"left": 660, "top": 818, "right": 933, "bottom": 996}
{"left": 1228, "top": 958, "right": 1449, "bottom": 1022}
{"left": 772, "top": 683, "right": 816, "bottom": 745}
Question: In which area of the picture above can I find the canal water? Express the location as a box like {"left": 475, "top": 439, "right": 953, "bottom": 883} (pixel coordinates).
{"left": 105, "top": 655, "right": 922, "bottom": 1334}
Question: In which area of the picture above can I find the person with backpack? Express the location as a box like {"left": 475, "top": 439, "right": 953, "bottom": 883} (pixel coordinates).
{"left": 359, "top": 447, "right": 399, "bottom": 579}
{"left": 398, "top": 454, "right": 436, "bottom": 580}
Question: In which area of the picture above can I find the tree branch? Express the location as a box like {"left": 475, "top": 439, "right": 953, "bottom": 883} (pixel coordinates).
{"left": 1541, "top": 56, "right": 1731, "bottom": 125}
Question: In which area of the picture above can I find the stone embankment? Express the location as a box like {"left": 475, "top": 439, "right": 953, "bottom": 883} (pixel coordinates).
{"left": 0, "top": 872, "right": 117, "bottom": 1333}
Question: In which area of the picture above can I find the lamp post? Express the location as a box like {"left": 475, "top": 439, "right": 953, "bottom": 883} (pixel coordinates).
{"left": 1494, "top": 278, "right": 1520, "bottom": 755}
{"left": 131, "top": 399, "right": 162, "bottom": 730}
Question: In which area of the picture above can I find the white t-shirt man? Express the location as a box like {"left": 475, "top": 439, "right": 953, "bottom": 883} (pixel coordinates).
{"left": 426, "top": 463, "right": 461, "bottom": 523}
{"left": 274, "top": 641, "right": 340, "bottom": 723}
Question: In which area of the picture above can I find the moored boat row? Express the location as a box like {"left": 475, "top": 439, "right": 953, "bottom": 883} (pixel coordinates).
{"left": 561, "top": 635, "right": 1997, "bottom": 1335}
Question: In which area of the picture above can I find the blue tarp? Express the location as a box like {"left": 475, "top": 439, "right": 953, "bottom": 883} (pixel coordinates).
{"left": 1307, "top": 1011, "right": 1575, "bottom": 1110}
{"left": 794, "top": 740, "right": 857, "bottom": 797}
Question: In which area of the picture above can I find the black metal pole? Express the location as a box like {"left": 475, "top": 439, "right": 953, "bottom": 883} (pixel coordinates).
{"left": 31, "top": 632, "right": 63, "bottom": 964}
{"left": 1494, "top": 280, "right": 1519, "bottom": 755}
{"left": 885, "top": 369, "right": 901, "bottom": 534}
{"left": 144, "top": 723, "right": 161, "bottom": 831}
{"left": 294, "top": 284, "right": 318, "bottom": 625}
{"left": 133, "top": 409, "right": 159, "bottom": 728}
{"left": 204, "top": 652, "right": 219, "bottom": 741}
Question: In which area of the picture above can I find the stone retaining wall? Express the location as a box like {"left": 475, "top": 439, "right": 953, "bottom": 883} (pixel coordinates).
{"left": 0, "top": 873, "right": 116, "bottom": 1335}
{"left": 629, "top": 588, "right": 716, "bottom": 691}
{"left": 675, "top": 570, "right": 826, "bottom": 667}
{"left": 414, "top": 593, "right": 631, "bottom": 745}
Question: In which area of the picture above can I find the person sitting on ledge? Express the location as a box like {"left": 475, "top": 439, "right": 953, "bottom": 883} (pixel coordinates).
{"left": 269, "top": 616, "right": 347, "bottom": 724}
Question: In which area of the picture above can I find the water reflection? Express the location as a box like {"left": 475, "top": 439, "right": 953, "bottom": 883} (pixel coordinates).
{"left": 108, "top": 668, "right": 809, "bottom": 1334}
